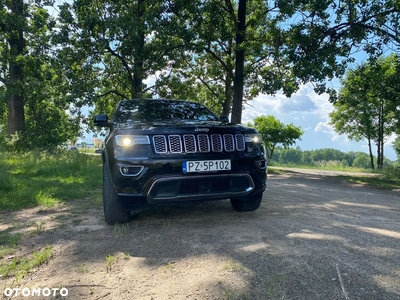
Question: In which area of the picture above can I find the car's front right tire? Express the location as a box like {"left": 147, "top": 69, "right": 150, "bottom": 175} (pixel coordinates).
{"left": 103, "top": 164, "right": 131, "bottom": 225}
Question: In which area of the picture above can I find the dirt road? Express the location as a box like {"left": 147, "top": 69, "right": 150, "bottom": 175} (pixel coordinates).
{"left": 1, "top": 170, "right": 400, "bottom": 299}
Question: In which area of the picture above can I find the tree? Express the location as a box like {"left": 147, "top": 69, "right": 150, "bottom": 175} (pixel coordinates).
{"left": 56, "top": 0, "right": 189, "bottom": 121}
{"left": 329, "top": 55, "right": 400, "bottom": 169}
{"left": 251, "top": 115, "right": 303, "bottom": 161}
{"left": 1, "top": 0, "right": 26, "bottom": 136}
{"left": 158, "top": 0, "right": 400, "bottom": 124}
{"left": 393, "top": 136, "right": 400, "bottom": 162}
{"left": 0, "top": 0, "right": 84, "bottom": 150}
{"left": 353, "top": 153, "right": 374, "bottom": 169}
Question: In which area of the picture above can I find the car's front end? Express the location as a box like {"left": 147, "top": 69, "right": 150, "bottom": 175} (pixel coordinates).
{"left": 95, "top": 99, "right": 267, "bottom": 224}
{"left": 103, "top": 123, "right": 267, "bottom": 209}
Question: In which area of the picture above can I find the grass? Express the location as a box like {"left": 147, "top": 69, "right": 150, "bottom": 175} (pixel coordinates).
{"left": 0, "top": 150, "right": 102, "bottom": 211}
{"left": 114, "top": 222, "right": 130, "bottom": 235}
{"left": 0, "top": 246, "right": 52, "bottom": 284}
{"left": 338, "top": 167, "right": 400, "bottom": 189}
{"left": 106, "top": 253, "right": 117, "bottom": 272}
{"left": 269, "top": 161, "right": 371, "bottom": 173}
{"left": 75, "top": 263, "right": 89, "bottom": 273}
{"left": 0, "top": 231, "right": 22, "bottom": 259}
{"left": 269, "top": 163, "right": 400, "bottom": 190}
{"left": 222, "top": 259, "right": 245, "bottom": 272}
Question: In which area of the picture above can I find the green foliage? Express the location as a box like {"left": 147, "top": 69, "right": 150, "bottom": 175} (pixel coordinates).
{"left": 0, "top": 231, "right": 21, "bottom": 259}
{"left": 352, "top": 153, "right": 373, "bottom": 169}
{"left": 329, "top": 55, "right": 400, "bottom": 169}
{"left": 55, "top": 0, "right": 188, "bottom": 127}
{"left": 270, "top": 146, "right": 394, "bottom": 170}
{"left": 0, "top": 0, "right": 81, "bottom": 149}
{"left": 393, "top": 136, "right": 400, "bottom": 161}
{"left": 2, "top": 0, "right": 400, "bottom": 142}
{"left": 0, "top": 151, "right": 102, "bottom": 211}
{"left": 251, "top": 115, "right": 303, "bottom": 161}
{"left": 0, "top": 246, "right": 52, "bottom": 282}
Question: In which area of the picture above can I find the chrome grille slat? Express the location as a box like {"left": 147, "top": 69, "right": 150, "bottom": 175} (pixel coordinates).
{"left": 211, "top": 134, "right": 222, "bottom": 152}
{"left": 152, "top": 134, "right": 245, "bottom": 153}
{"left": 168, "top": 135, "right": 182, "bottom": 153}
{"left": 153, "top": 135, "right": 167, "bottom": 153}
{"left": 235, "top": 134, "right": 245, "bottom": 151}
{"left": 223, "top": 134, "right": 234, "bottom": 152}
{"left": 197, "top": 134, "right": 210, "bottom": 152}
{"left": 183, "top": 135, "right": 196, "bottom": 153}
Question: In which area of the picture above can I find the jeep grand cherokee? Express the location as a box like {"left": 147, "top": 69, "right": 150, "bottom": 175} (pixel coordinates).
{"left": 94, "top": 99, "right": 267, "bottom": 224}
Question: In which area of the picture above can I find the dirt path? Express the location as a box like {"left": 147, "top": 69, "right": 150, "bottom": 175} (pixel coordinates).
{"left": 1, "top": 170, "right": 400, "bottom": 300}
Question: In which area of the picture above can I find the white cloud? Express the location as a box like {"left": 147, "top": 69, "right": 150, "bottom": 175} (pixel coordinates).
{"left": 314, "top": 121, "right": 347, "bottom": 142}
{"left": 314, "top": 121, "right": 333, "bottom": 134}
{"left": 243, "top": 83, "right": 333, "bottom": 124}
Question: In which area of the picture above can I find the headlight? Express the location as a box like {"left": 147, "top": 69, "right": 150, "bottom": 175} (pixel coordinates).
{"left": 115, "top": 135, "right": 150, "bottom": 147}
{"left": 245, "top": 133, "right": 262, "bottom": 143}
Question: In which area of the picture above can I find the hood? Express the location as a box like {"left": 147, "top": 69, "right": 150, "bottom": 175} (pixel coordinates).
{"left": 112, "top": 120, "right": 257, "bottom": 135}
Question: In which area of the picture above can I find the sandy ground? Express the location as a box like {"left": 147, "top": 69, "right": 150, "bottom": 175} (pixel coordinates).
{"left": 1, "top": 169, "right": 400, "bottom": 300}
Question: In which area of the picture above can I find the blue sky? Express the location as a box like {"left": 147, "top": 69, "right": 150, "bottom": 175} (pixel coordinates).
{"left": 241, "top": 84, "right": 398, "bottom": 161}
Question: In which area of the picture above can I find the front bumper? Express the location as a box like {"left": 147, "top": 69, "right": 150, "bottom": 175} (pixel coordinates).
{"left": 105, "top": 153, "right": 267, "bottom": 209}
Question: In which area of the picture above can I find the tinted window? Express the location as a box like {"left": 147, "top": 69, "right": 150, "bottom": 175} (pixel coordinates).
{"left": 114, "top": 100, "right": 220, "bottom": 123}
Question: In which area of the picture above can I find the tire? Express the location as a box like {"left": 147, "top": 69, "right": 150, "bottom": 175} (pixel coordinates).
{"left": 103, "top": 164, "right": 131, "bottom": 225}
{"left": 230, "top": 193, "right": 263, "bottom": 212}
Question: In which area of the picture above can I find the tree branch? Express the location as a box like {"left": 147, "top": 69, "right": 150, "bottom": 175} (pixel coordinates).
{"left": 96, "top": 89, "right": 129, "bottom": 99}
{"left": 184, "top": 58, "right": 220, "bottom": 99}
{"left": 203, "top": 46, "right": 235, "bottom": 79}
{"left": 105, "top": 46, "right": 134, "bottom": 84}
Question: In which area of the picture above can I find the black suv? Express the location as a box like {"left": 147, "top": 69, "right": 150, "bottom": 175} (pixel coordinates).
{"left": 94, "top": 99, "right": 267, "bottom": 224}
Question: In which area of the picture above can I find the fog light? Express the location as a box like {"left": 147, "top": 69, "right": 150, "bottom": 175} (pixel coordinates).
{"left": 256, "top": 160, "right": 267, "bottom": 169}
{"left": 119, "top": 166, "right": 144, "bottom": 176}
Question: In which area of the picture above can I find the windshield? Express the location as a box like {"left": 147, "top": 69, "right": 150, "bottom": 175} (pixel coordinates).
{"left": 114, "top": 100, "right": 220, "bottom": 123}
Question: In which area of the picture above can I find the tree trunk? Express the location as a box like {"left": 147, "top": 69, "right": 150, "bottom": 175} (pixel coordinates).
{"left": 367, "top": 138, "right": 375, "bottom": 169}
{"left": 377, "top": 99, "right": 384, "bottom": 169}
{"left": 6, "top": 0, "right": 25, "bottom": 136}
{"left": 132, "top": 0, "right": 145, "bottom": 98}
{"left": 230, "top": 0, "right": 246, "bottom": 124}
{"left": 223, "top": 77, "right": 233, "bottom": 116}
{"left": 222, "top": 43, "right": 234, "bottom": 116}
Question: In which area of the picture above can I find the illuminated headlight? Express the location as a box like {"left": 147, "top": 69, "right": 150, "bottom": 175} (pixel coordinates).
{"left": 245, "top": 133, "right": 262, "bottom": 143}
{"left": 115, "top": 135, "right": 150, "bottom": 147}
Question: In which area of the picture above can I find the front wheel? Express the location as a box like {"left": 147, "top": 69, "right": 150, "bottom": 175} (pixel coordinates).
{"left": 230, "top": 193, "right": 263, "bottom": 212}
{"left": 103, "top": 164, "right": 131, "bottom": 225}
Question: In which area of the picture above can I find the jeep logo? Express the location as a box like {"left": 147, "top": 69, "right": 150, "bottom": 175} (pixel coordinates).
{"left": 194, "top": 128, "right": 209, "bottom": 132}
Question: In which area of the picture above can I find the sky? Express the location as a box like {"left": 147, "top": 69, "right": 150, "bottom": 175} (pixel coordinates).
{"left": 241, "top": 83, "right": 398, "bottom": 161}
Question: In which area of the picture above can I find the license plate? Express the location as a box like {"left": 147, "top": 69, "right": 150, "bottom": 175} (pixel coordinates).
{"left": 182, "top": 159, "right": 231, "bottom": 173}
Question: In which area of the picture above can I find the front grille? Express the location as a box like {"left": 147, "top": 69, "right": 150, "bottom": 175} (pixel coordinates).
{"left": 153, "top": 134, "right": 246, "bottom": 154}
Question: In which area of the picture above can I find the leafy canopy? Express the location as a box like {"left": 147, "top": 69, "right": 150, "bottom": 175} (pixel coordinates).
{"left": 251, "top": 115, "right": 304, "bottom": 161}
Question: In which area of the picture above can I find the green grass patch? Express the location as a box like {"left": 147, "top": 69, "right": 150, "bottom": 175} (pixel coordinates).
{"left": 269, "top": 162, "right": 371, "bottom": 173}
{"left": 0, "top": 150, "right": 102, "bottom": 211}
{"left": 269, "top": 164, "right": 400, "bottom": 190}
{"left": 338, "top": 166, "right": 400, "bottom": 189}
{"left": 0, "top": 231, "right": 22, "bottom": 259}
{"left": 0, "top": 246, "right": 52, "bottom": 283}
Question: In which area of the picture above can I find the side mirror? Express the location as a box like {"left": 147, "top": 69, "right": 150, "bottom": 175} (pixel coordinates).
{"left": 94, "top": 114, "right": 112, "bottom": 128}
{"left": 219, "top": 115, "right": 229, "bottom": 123}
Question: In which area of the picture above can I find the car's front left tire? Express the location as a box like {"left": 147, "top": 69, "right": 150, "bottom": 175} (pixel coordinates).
{"left": 103, "top": 164, "right": 131, "bottom": 225}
